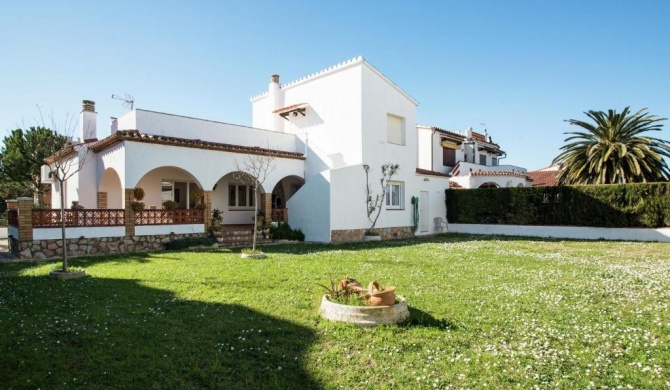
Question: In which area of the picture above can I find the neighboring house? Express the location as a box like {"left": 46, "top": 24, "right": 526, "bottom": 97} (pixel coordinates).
{"left": 43, "top": 57, "right": 449, "bottom": 242}
{"left": 527, "top": 164, "right": 560, "bottom": 187}
{"left": 417, "top": 125, "right": 531, "bottom": 188}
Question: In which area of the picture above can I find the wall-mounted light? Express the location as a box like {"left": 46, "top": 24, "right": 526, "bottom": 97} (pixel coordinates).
{"left": 423, "top": 178, "right": 430, "bottom": 182}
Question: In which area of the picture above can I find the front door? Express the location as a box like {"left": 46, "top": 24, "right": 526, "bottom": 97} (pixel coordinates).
{"left": 419, "top": 191, "right": 429, "bottom": 232}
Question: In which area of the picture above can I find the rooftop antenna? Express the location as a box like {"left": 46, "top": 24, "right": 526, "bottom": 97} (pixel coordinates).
{"left": 111, "top": 93, "right": 135, "bottom": 110}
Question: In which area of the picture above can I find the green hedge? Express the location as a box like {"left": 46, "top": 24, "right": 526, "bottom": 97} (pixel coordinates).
{"left": 445, "top": 182, "right": 670, "bottom": 228}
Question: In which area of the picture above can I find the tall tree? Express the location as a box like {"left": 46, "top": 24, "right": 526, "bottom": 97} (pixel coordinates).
{"left": 553, "top": 107, "right": 670, "bottom": 185}
{"left": 0, "top": 127, "right": 68, "bottom": 204}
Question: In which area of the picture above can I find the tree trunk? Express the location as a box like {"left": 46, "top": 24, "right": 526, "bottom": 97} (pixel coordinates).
{"left": 59, "top": 180, "right": 68, "bottom": 272}
{"left": 252, "top": 182, "right": 258, "bottom": 252}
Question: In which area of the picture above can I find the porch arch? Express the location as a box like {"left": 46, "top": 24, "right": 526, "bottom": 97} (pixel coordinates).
{"left": 211, "top": 171, "right": 267, "bottom": 225}
{"left": 98, "top": 168, "right": 123, "bottom": 209}
{"left": 134, "top": 166, "right": 202, "bottom": 210}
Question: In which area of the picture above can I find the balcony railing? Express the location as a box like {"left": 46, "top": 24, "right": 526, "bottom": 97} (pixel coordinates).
{"left": 33, "top": 209, "right": 126, "bottom": 228}
{"left": 135, "top": 209, "right": 204, "bottom": 225}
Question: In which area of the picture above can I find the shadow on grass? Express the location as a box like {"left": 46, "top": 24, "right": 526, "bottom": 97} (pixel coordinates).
{"left": 403, "top": 307, "right": 460, "bottom": 330}
{"left": 0, "top": 268, "right": 321, "bottom": 390}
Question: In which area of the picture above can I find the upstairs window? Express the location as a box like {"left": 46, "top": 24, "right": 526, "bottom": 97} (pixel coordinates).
{"left": 479, "top": 154, "right": 487, "bottom": 165}
{"left": 385, "top": 181, "right": 404, "bottom": 209}
{"left": 443, "top": 148, "right": 456, "bottom": 166}
{"left": 492, "top": 157, "right": 498, "bottom": 166}
{"left": 387, "top": 114, "right": 405, "bottom": 145}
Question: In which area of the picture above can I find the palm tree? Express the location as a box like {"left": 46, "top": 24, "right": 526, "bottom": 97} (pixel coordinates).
{"left": 553, "top": 107, "right": 670, "bottom": 185}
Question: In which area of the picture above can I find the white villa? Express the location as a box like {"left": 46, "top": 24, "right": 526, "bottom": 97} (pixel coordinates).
{"left": 417, "top": 125, "right": 530, "bottom": 189}
{"left": 41, "top": 57, "right": 456, "bottom": 243}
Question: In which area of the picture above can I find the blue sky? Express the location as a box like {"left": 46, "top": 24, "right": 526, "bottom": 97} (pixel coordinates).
{"left": 1, "top": 0, "right": 668, "bottom": 170}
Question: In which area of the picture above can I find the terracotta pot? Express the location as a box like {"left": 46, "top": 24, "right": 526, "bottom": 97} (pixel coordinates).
{"left": 367, "top": 281, "right": 396, "bottom": 306}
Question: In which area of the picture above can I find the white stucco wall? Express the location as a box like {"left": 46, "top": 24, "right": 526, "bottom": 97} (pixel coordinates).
{"left": 135, "top": 224, "right": 204, "bottom": 236}
{"left": 417, "top": 127, "right": 433, "bottom": 171}
{"left": 116, "top": 109, "right": 300, "bottom": 153}
{"left": 448, "top": 224, "right": 670, "bottom": 243}
{"left": 8, "top": 226, "right": 19, "bottom": 239}
{"left": 450, "top": 175, "right": 528, "bottom": 189}
{"left": 98, "top": 168, "right": 123, "bottom": 209}
{"left": 122, "top": 142, "right": 304, "bottom": 192}
{"left": 413, "top": 174, "right": 449, "bottom": 236}
{"left": 34, "top": 226, "right": 125, "bottom": 240}
{"left": 287, "top": 171, "right": 331, "bottom": 242}
{"left": 251, "top": 59, "right": 364, "bottom": 178}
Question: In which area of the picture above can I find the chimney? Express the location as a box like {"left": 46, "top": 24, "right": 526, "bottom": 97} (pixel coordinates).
{"left": 268, "top": 74, "right": 284, "bottom": 132}
{"left": 80, "top": 100, "right": 97, "bottom": 142}
{"left": 466, "top": 127, "right": 473, "bottom": 138}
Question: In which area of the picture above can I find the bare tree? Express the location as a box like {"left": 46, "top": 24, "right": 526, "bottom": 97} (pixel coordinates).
{"left": 234, "top": 151, "right": 277, "bottom": 253}
{"left": 363, "top": 163, "right": 399, "bottom": 235}
{"left": 40, "top": 110, "right": 93, "bottom": 272}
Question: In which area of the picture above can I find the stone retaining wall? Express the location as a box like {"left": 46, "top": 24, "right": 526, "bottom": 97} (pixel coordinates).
{"left": 13, "top": 233, "right": 205, "bottom": 260}
{"left": 331, "top": 226, "right": 414, "bottom": 243}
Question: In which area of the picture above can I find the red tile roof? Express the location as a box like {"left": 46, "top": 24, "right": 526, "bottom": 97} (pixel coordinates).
{"left": 272, "top": 103, "right": 308, "bottom": 114}
{"left": 449, "top": 181, "right": 463, "bottom": 189}
{"left": 89, "top": 130, "right": 305, "bottom": 160}
{"left": 527, "top": 165, "right": 560, "bottom": 186}
{"left": 470, "top": 170, "right": 529, "bottom": 179}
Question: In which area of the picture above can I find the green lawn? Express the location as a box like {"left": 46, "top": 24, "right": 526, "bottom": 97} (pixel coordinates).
{"left": 1, "top": 235, "right": 669, "bottom": 389}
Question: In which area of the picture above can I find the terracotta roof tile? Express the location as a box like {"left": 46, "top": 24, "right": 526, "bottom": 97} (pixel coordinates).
{"left": 470, "top": 170, "right": 529, "bottom": 179}
{"left": 272, "top": 103, "right": 308, "bottom": 114}
{"left": 90, "top": 130, "right": 305, "bottom": 160}
{"left": 527, "top": 169, "right": 559, "bottom": 187}
{"left": 449, "top": 181, "right": 464, "bottom": 189}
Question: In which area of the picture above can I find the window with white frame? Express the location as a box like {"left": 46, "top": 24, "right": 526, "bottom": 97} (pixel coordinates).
{"left": 385, "top": 181, "right": 404, "bottom": 209}
{"left": 228, "top": 184, "right": 255, "bottom": 208}
{"left": 387, "top": 114, "right": 405, "bottom": 145}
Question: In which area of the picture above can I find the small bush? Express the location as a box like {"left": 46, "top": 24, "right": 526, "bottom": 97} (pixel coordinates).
{"left": 270, "top": 222, "right": 305, "bottom": 241}
{"left": 133, "top": 187, "right": 145, "bottom": 201}
{"left": 131, "top": 202, "right": 145, "bottom": 213}
{"left": 162, "top": 200, "right": 179, "bottom": 210}
{"left": 164, "top": 236, "right": 216, "bottom": 250}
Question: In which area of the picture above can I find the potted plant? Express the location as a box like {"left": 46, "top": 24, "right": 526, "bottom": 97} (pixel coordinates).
{"left": 162, "top": 200, "right": 179, "bottom": 210}
{"left": 190, "top": 188, "right": 204, "bottom": 208}
{"left": 212, "top": 208, "right": 222, "bottom": 227}
{"left": 318, "top": 277, "right": 409, "bottom": 326}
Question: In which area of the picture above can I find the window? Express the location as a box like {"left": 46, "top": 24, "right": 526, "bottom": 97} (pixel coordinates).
{"left": 385, "top": 181, "right": 404, "bottom": 209}
{"left": 492, "top": 157, "right": 498, "bottom": 166}
{"left": 387, "top": 114, "right": 405, "bottom": 145}
{"left": 161, "top": 181, "right": 173, "bottom": 202}
{"left": 443, "top": 148, "right": 456, "bottom": 166}
{"left": 479, "top": 154, "right": 487, "bottom": 165}
{"left": 228, "top": 184, "right": 255, "bottom": 208}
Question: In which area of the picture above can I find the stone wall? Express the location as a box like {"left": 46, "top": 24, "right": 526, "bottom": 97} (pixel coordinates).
{"left": 15, "top": 233, "right": 205, "bottom": 260}
{"left": 331, "top": 226, "right": 414, "bottom": 243}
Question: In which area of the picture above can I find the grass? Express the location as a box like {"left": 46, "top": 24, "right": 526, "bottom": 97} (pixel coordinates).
{"left": 1, "top": 234, "right": 669, "bottom": 389}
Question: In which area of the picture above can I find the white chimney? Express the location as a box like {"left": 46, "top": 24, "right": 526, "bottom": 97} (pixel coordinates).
{"left": 268, "top": 74, "right": 284, "bottom": 132}
{"left": 80, "top": 100, "right": 97, "bottom": 142}
{"left": 466, "top": 127, "right": 473, "bottom": 138}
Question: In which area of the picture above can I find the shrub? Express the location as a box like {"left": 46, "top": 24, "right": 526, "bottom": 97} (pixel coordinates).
{"left": 270, "top": 222, "right": 305, "bottom": 241}
{"left": 162, "top": 200, "right": 179, "bottom": 210}
{"left": 133, "top": 187, "right": 145, "bottom": 201}
{"left": 131, "top": 202, "right": 145, "bottom": 213}
{"left": 446, "top": 182, "right": 670, "bottom": 228}
{"left": 164, "top": 236, "right": 216, "bottom": 250}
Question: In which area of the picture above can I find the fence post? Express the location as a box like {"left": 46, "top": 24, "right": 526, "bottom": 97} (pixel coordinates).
{"left": 124, "top": 188, "right": 135, "bottom": 237}
{"left": 17, "top": 197, "right": 33, "bottom": 241}
{"left": 261, "top": 193, "right": 272, "bottom": 225}
{"left": 97, "top": 192, "right": 108, "bottom": 209}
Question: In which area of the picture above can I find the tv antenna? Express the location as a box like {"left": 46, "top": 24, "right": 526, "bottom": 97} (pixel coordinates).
{"left": 111, "top": 93, "right": 135, "bottom": 110}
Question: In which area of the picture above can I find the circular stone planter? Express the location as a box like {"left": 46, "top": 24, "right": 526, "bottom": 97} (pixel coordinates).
{"left": 319, "top": 295, "right": 410, "bottom": 327}
{"left": 240, "top": 253, "right": 266, "bottom": 259}
{"left": 364, "top": 235, "right": 381, "bottom": 242}
{"left": 49, "top": 269, "right": 86, "bottom": 281}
